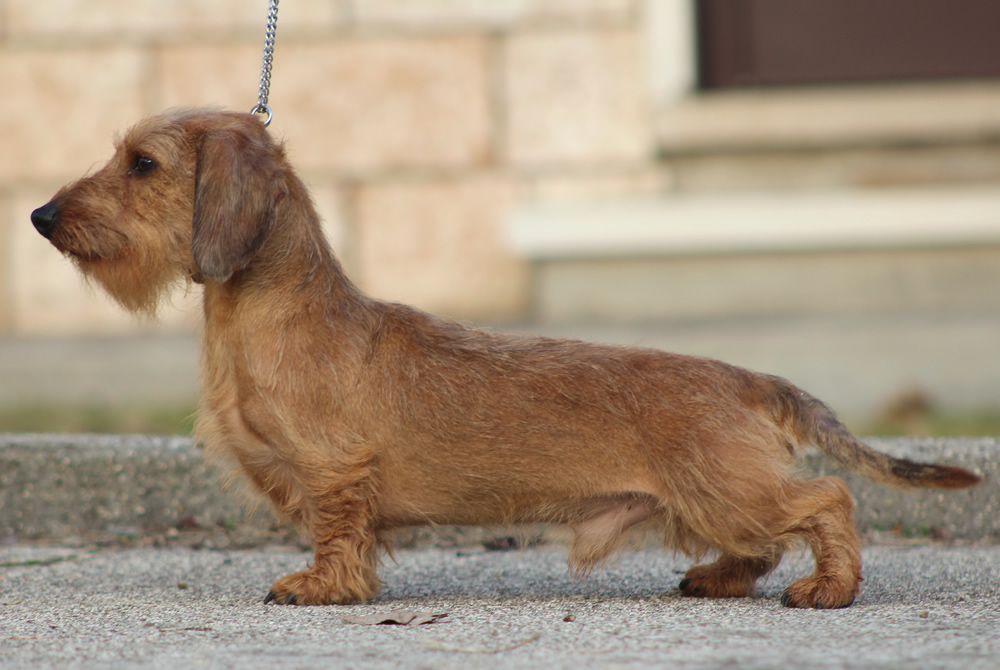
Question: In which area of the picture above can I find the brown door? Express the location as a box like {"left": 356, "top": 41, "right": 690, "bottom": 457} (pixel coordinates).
{"left": 698, "top": 0, "right": 1000, "bottom": 89}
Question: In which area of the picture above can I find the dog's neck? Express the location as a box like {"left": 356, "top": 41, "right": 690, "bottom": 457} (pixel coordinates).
{"left": 195, "top": 169, "right": 378, "bottom": 407}
{"left": 201, "top": 199, "right": 367, "bottom": 330}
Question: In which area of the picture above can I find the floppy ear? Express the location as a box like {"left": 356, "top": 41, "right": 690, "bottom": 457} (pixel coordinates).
{"left": 191, "top": 127, "right": 283, "bottom": 282}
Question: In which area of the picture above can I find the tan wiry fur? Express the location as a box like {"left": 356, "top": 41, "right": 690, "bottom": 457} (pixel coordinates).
{"left": 32, "top": 109, "right": 981, "bottom": 609}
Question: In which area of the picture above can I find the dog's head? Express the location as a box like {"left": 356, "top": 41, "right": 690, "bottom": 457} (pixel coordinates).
{"left": 30, "top": 108, "right": 288, "bottom": 314}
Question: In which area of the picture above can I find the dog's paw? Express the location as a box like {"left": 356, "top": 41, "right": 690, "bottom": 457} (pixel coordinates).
{"left": 678, "top": 567, "right": 757, "bottom": 599}
{"left": 264, "top": 569, "right": 373, "bottom": 606}
{"left": 263, "top": 590, "right": 297, "bottom": 605}
{"left": 780, "top": 577, "right": 857, "bottom": 609}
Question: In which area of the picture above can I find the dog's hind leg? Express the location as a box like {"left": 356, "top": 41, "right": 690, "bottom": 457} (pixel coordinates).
{"left": 678, "top": 475, "right": 862, "bottom": 608}
{"left": 671, "top": 468, "right": 859, "bottom": 607}
{"left": 775, "top": 477, "right": 862, "bottom": 609}
{"left": 679, "top": 553, "right": 782, "bottom": 599}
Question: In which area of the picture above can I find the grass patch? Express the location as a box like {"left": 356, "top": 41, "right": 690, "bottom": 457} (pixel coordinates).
{"left": 0, "top": 403, "right": 196, "bottom": 435}
{"left": 1, "top": 401, "right": 997, "bottom": 438}
{"left": 849, "top": 386, "right": 1000, "bottom": 437}
{"left": 859, "top": 412, "right": 1000, "bottom": 438}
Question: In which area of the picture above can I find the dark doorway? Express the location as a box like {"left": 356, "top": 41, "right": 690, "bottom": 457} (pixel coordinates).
{"left": 698, "top": 0, "right": 1000, "bottom": 89}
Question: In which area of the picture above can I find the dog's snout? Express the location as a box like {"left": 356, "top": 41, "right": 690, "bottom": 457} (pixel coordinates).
{"left": 31, "top": 202, "right": 60, "bottom": 239}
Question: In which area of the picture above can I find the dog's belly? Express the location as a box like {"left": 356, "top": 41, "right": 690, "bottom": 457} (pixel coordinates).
{"left": 375, "top": 453, "right": 663, "bottom": 529}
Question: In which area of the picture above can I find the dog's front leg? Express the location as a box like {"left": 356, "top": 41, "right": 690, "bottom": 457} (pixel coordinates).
{"left": 265, "top": 468, "right": 382, "bottom": 606}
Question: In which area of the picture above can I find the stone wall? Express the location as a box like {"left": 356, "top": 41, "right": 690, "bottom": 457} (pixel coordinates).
{"left": 2, "top": 0, "right": 666, "bottom": 335}
{"left": 5, "top": 1, "right": 1000, "bottom": 337}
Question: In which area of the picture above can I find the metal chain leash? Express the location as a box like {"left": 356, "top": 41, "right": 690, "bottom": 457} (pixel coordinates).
{"left": 250, "top": 0, "right": 280, "bottom": 126}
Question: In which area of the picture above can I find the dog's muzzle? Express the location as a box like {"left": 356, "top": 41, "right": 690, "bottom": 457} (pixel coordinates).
{"left": 31, "top": 202, "right": 59, "bottom": 239}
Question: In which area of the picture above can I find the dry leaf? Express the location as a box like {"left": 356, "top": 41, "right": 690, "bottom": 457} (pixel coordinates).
{"left": 341, "top": 610, "right": 449, "bottom": 626}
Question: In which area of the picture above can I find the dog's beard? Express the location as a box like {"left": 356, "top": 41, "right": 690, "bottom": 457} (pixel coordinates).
{"left": 74, "top": 246, "right": 186, "bottom": 317}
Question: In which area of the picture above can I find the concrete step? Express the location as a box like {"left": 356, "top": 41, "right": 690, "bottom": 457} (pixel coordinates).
{"left": 4, "top": 310, "right": 1000, "bottom": 424}
{"left": 528, "top": 247, "right": 1000, "bottom": 323}
{"left": 1, "top": 434, "right": 996, "bottom": 544}
{"left": 522, "top": 314, "right": 1000, "bottom": 421}
{"left": 511, "top": 189, "right": 1000, "bottom": 323}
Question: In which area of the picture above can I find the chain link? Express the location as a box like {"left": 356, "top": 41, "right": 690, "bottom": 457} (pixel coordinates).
{"left": 251, "top": 0, "right": 280, "bottom": 126}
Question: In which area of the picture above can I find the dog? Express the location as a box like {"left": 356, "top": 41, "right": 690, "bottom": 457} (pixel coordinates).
{"left": 31, "top": 109, "right": 980, "bottom": 608}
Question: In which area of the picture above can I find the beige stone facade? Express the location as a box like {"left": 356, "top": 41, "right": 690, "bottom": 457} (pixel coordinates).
{"left": 4, "top": 0, "right": 1000, "bottom": 336}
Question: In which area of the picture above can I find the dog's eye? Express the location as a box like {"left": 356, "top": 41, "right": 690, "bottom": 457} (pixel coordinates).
{"left": 131, "top": 155, "right": 157, "bottom": 175}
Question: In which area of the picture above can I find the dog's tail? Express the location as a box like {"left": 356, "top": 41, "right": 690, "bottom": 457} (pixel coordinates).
{"left": 765, "top": 375, "right": 981, "bottom": 490}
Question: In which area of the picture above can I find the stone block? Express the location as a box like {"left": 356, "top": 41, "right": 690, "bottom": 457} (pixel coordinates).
{"left": 522, "top": 166, "right": 673, "bottom": 201}
{"left": 503, "top": 28, "right": 652, "bottom": 166}
{"left": 353, "top": 0, "right": 635, "bottom": 28}
{"left": 159, "top": 37, "right": 493, "bottom": 173}
{"left": 158, "top": 44, "right": 265, "bottom": 118}
{"left": 6, "top": 0, "right": 343, "bottom": 41}
{"left": 1, "top": 48, "right": 146, "bottom": 182}
{"left": 356, "top": 176, "right": 528, "bottom": 319}
{"left": 304, "top": 180, "right": 355, "bottom": 274}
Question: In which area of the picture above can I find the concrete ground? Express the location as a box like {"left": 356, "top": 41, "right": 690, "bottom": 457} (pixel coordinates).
{"left": 2, "top": 543, "right": 999, "bottom": 669}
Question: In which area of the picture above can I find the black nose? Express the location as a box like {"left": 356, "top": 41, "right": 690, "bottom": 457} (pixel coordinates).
{"left": 31, "top": 202, "right": 59, "bottom": 239}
